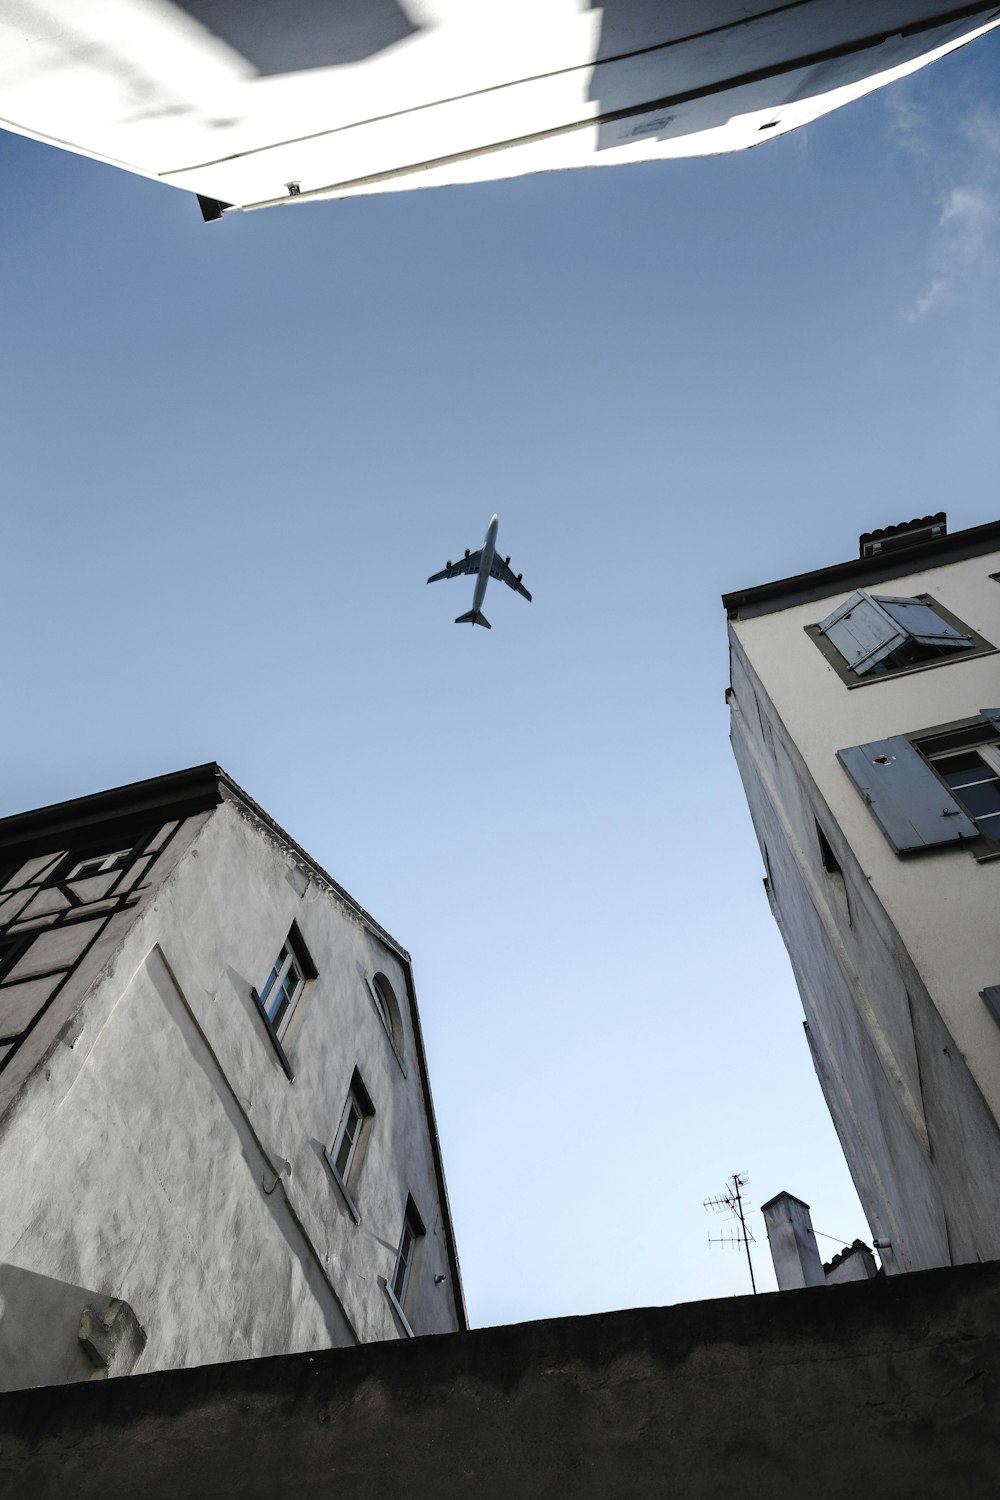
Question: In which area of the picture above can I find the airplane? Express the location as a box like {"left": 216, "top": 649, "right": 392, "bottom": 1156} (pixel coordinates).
{"left": 426, "top": 514, "right": 531, "bottom": 629}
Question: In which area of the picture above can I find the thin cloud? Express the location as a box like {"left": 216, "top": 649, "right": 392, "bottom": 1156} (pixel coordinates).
{"left": 909, "top": 277, "right": 949, "bottom": 320}
{"left": 887, "top": 91, "right": 1000, "bottom": 321}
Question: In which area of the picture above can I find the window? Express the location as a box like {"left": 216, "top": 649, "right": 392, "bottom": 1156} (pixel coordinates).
{"left": 368, "top": 971, "right": 405, "bottom": 1069}
{"left": 921, "top": 743, "right": 1000, "bottom": 847}
{"left": 258, "top": 944, "right": 305, "bottom": 1036}
{"left": 808, "top": 589, "right": 992, "bottom": 685}
{"left": 816, "top": 821, "right": 851, "bottom": 924}
{"left": 838, "top": 708, "right": 1000, "bottom": 856}
{"left": 324, "top": 1071, "right": 375, "bottom": 1223}
{"left": 816, "top": 823, "right": 840, "bottom": 876}
{"left": 251, "top": 923, "right": 316, "bottom": 1079}
{"left": 384, "top": 1198, "right": 425, "bottom": 1337}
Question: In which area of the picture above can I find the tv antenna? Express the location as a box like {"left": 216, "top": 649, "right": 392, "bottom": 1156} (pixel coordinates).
{"left": 704, "top": 1172, "right": 757, "bottom": 1295}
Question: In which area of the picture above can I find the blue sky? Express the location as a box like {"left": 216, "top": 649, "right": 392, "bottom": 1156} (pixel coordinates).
{"left": 3, "top": 31, "right": 1000, "bottom": 1324}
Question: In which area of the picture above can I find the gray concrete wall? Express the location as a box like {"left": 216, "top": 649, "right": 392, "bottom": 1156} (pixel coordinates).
{"left": 0, "top": 796, "right": 463, "bottom": 1390}
{"left": 727, "top": 623, "right": 1000, "bottom": 1272}
{"left": 2, "top": 1260, "right": 1000, "bottom": 1498}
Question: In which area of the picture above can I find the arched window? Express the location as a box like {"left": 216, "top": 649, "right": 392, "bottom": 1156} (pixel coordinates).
{"left": 370, "top": 971, "right": 404, "bottom": 1060}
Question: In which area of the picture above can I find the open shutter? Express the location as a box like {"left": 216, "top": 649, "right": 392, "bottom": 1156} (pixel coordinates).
{"left": 980, "top": 708, "right": 1000, "bottom": 732}
{"left": 837, "top": 736, "right": 979, "bottom": 853}
{"left": 818, "top": 591, "right": 907, "bottom": 674}
{"left": 875, "top": 596, "right": 972, "bottom": 650}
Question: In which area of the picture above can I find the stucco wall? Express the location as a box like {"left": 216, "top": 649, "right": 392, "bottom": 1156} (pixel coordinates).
{"left": 2, "top": 1261, "right": 1000, "bottom": 1499}
{"left": 730, "top": 549, "right": 1000, "bottom": 1119}
{"left": 151, "top": 795, "right": 463, "bottom": 1347}
{"left": 0, "top": 795, "right": 462, "bottom": 1390}
{"left": 726, "top": 545, "right": 1000, "bottom": 1271}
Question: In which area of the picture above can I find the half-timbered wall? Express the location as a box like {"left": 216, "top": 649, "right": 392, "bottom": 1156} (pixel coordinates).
{"left": 0, "top": 820, "right": 185, "bottom": 1084}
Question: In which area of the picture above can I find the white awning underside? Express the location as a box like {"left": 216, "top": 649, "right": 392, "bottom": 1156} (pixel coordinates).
{"left": 1, "top": 1, "right": 998, "bottom": 211}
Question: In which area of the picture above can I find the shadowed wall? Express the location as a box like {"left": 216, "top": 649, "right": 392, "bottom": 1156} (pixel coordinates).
{"left": 2, "top": 1260, "right": 1000, "bottom": 1497}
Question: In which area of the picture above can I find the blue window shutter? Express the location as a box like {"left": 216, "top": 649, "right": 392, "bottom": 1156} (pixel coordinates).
{"left": 818, "top": 591, "right": 907, "bottom": 674}
{"left": 982, "top": 988, "right": 1000, "bottom": 1026}
{"left": 837, "top": 736, "right": 979, "bottom": 853}
{"left": 980, "top": 708, "right": 1000, "bottom": 732}
{"left": 875, "top": 596, "right": 972, "bottom": 649}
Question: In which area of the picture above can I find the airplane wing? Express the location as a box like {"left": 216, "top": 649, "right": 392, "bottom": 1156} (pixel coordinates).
{"left": 489, "top": 554, "right": 532, "bottom": 602}
{"left": 427, "top": 551, "right": 481, "bottom": 584}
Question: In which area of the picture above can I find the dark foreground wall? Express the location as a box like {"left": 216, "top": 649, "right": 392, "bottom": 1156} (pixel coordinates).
{"left": 3, "top": 1261, "right": 1000, "bottom": 1499}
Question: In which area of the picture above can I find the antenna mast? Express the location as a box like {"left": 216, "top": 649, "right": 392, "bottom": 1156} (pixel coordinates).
{"left": 704, "top": 1172, "right": 758, "bottom": 1295}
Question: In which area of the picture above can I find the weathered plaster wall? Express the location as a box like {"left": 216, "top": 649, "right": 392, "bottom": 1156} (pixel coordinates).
{"left": 726, "top": 546, "right": 1000, "bottom": 1271}
{"left": 0, "top": 945, "right": 353, "bottom": 1388}
{"left": 3, "top": 1261, "right": 1000, "bottom": 1499}
{"left": 149, "top": 795, "right": 463, "bottom": 1347}
{"left": 0, "top": 795, "right": 462, "bottom": 1389}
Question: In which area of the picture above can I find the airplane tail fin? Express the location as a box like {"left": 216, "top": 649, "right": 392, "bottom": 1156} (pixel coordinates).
{"left": 454, "top": 609, "right": 491, "bottom": 629}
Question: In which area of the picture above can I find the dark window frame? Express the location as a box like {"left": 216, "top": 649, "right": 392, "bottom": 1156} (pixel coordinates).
{"left": 815, "top": 820, "right": 852, "bottom": 923}
{"left": 250, "top": 921, "right": 317, "bottom": 1082}
{"left": 909, "top": 716, "right": 1000, "bottom": 859}
{"left": 806, "top": 593, "right": 994, "bottom": 688}
{"left": 383, "top": 1196, "right": 425, "bottom": 1338}
{"left": 324, "top": 1069, "right": 376, "bottom": 1224}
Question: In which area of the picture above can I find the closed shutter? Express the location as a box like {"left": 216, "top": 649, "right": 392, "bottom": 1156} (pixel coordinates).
{"left": 837, "top": 736, "right": 979, "bottom": 853}
{"left": 818, "top": 591, "right": 907, "bottom": 674}
{"left": 876, "top": 596, "right": 972, "bottom": 650}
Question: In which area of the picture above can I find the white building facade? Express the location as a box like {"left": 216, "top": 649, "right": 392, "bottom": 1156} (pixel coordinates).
{"left": 724, "top": 516, "right": 1000, "bottom": 1275}
{"left": 0, "top": 765, "right": 465, "bottom": 1389}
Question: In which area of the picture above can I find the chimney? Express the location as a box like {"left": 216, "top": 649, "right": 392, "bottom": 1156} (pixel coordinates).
{"left": 823, "top": 1241, "right": 877, "bottom": 1284}
{"left": 760, "top": 1191, "right": 825, "bottom": 1290}
{"left": 859, "top": 511, "right": 946, "bottom": 559}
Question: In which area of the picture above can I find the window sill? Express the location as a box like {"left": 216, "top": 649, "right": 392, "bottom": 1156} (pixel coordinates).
{"left": 250, "top": 988, "right": 295, "bottom": 1081}
{"left": 323, "top": 1149, "right": 361, "bottom": 1224}
{"left": 381, "top": 1277, "right": 414, "bottom": 1339}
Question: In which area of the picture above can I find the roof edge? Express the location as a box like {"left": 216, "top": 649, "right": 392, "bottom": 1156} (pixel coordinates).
{"left": 0, "top": 763, "right": 411, "bottom": 964}
{"left": 213, "top": 767, "right": 411, "bottom": 964}
{"left": 722, "top": 518, "right": 1000, "bottom": 620}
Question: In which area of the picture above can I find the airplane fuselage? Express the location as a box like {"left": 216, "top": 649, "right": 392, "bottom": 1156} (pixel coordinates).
{"left": 474, "top": 513, "right": 498, "bottom": 613}
{"left": 427, "top": 510, "right": 527, "bottom": 629}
